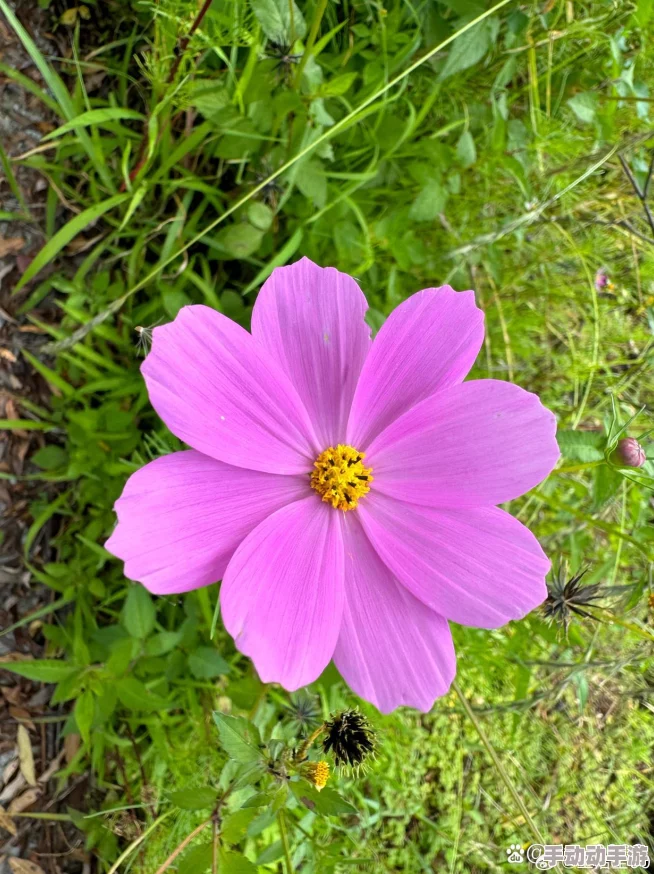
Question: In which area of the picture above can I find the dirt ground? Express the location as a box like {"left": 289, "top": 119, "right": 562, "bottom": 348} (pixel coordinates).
{"left": 1, "top": 3, "right": 91, "bottom": 872}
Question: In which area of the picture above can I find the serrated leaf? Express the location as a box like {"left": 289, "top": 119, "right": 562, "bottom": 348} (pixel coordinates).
{"left": 221, "top": 851, "right": 257, "bottom": 874}
{"left": 290, "top": 781, "right": 357, "bottom": 816}
{"left": 122, "top": 584, "right": 156, "bottom": 639}
{"left": 439, "top": 19, "right": 495, "bottom": 81}
{"left": 0, "top": 659, "right": 76, "bottom": 683}
{"left": 409, "top": 179, "right": 447, "bottom": 222}
{"left": 168, "top": 786, "right": 218, "bottom": 810}
{"left": 178, "top": 842, "right": 213, "bottom": 874}
{"left": 221, "top": 808, "right": 259, "bottom": 845}
{"left": 251, "top": 0, "right": 306, "bottom": 43}
{"left": 188, "top": 647, "right": 230, "bottom": 679}
{"left": 212, "top": 713, "right": 262, "bottom": 763}
{"left": 557, "top": 430, "right": 605, "bottom": 462}
{"left": 17, "top": 725, "right": 36, "bottom": 786}
{"left": 568, "top": 92, "right": 598, "bottom": 124}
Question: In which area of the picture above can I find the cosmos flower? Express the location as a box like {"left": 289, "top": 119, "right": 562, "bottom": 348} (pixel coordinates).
{"left": 106, "top": 258, "right": 559, "bottom": 713}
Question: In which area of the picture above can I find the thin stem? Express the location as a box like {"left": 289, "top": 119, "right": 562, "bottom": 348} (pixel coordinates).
{"left": 295, "top": 724, "right": 326, "bottom": 762}
{"left": 106, "top": 809, "right": 176, "bottom": 874}
{"left": 168, "top": 0, "right": 215, "bottom": 84}
{"left": 293, "top": 0, "right": 328, "bottom": 89}
{"left": 554, "top": 460, "right": 604, "bottom": 474}
{"left": 453, "top": 682, "right": 545, "bottom": 844}
{"left": 619, "top": 152, "right": 654, "bottom": 237}
{"left": 278, "top": 810, "right": 294, "bottom": 874}
{"left": 153, "top": 818, "right": 212, "bottom": 874}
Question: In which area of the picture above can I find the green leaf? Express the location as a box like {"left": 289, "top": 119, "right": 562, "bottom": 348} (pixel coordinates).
{"left": 290, "top": 782, "right": 357, "bottom": 816}
{"left": 221, "top": 851, "right": 257, "bottom": 874}
{"left": 409, "top": 180, "right": 447, "bottom": 222}
{"left": 456, "top": 130, "right": 477, "bottom": 167}
{"left": 247, "top": 201, "right": 274, "bottom": 231}
{"left": 296, "top": 160, "right": 327, "bottom": 208}
{"left": 0, "top": 659, "right": 76, "bottom": 682}
{"left": 592, "top": 465, "right": 622, "bottom": 510}
{"left": 221, "top": 808, "right": 259, "bottom": 845}
{"left": 567, "top": 92, "right": 598, "bottom": 124}
{"left": 168, "top": 786, "right": 218, "bottom": 810}
{"left": 215, "top": 224, "right": 264, "bottom": 259}
{"left": 116, "top": 677, "right": 168, "bottom": 711}
{"left": 319, "top": 72, "right": 358, "bottom": 97}
{"left": 251, "top": 0, "right": 306, "bottom": 43}
{"left": 41, "top": 108, "right": 144, "bottom": 141}
{"left": 188, "top": 647, "right": 231, "bottom": 679}
{"left": 255, "top": 841, "right": 284, "bottom": 865}
{"left": 557, "top": 430, "right": 605, "bottom": 462}
{"left": 122, "top": 585, "right": 156, "bottom": 639}
{"left": 75, "top": 689, "right": 95, "bottom": 744}
{"left": 144, "top": 631, "right": 182, "bottom": 657}
{"left": 31, "top": 445, "right": 68, "bottom": 470}
{"left": 14, "top": 194, "right": 129, "bottom": 292}
{"left": 212, "top": 713, "right": 262, "bottom": 763}
{"left": 439, "top": 19, "right": 495, "bottom": 81}
{"left": 178, "top": 842, "right": 213, "bottom": 874}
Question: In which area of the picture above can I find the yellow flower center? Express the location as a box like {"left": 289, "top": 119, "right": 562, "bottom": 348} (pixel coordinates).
{"left": 310, "top": 444, "right": 373, "bottom": 511}
{"left": 304, "top": 760, "right": 330, "bottom": 792}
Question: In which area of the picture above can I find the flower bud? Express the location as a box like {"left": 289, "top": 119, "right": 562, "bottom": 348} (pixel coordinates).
{"left": 301, "top": 760, "right": 330, "bottom": 791}
{"left": 612, "top": 437, "right": 646, "bottom": 468}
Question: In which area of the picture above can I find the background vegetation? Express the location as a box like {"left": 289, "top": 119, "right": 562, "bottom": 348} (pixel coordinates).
{"left": 1, "top": 0, "right": 654, "bottom": 871}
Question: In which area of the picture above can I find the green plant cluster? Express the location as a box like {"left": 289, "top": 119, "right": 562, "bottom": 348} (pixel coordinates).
{"left": 2, "top": 0, "right": 654, "bottom": 870}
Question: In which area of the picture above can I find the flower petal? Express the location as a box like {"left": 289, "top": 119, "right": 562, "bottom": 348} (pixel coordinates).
{"left": 347, "top": 287, "right": 484, "bottom": 448}
{"left": 360, "top": 494, "right": 549, "bottom": 628}
{"left": 141, "top": 305, "right": 318, "bottom": 474}
{"left": 367, "top": 379, "right": 559, "bottom": 507}
{"left": 221, "top": 497, "right": 344, "bottom": 691}
{"left": 251, "top": 257, "right": 371, "bottom": 447}
{"left": 333, "top": 515, "right": 456, "bottom": 713}
{"left": 105, "top": 451, "right": 310, "bottom": 595}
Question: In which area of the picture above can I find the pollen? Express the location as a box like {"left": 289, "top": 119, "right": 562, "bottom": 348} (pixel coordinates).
{"left": 303, "top": 760, "right": 330, "bottom": 792}
{"left": 310, "top": 445, "right": 373, "bottom": 511}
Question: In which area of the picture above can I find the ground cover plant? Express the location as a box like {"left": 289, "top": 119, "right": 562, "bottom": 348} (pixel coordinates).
{"left": 1, "top": 0, "right": 654, "bottom": 871}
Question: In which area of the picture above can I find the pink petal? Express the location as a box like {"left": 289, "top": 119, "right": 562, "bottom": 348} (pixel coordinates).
{"left": 105, "top": 451, "right": 310, "bottom": 595}
{"left": 141, "top": 305, "right": 318, "bottom": 474}
{"left": 360, "top": 494, "right": 549, "bottom": 628}
{"left": 251, "top": 257, "right": 371, "bottom": 447}
{"left": 221, "top": 497, "right": 344, "bottom": 691}
{"left": 367, "top": 379, "right": 559, "bottom": 507}
{"left": 333, "top": 515, "right": 456, "bottom": 713}
{"left": 347, "top": 287, "right": 484, "bottom": 448}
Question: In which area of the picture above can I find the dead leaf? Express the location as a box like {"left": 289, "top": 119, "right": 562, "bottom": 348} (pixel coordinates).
{"left": 16, "top": 725, "right": 36, "bottom": 787}
{"left": 0, "top": 805, "right": 17, "bottom": 836}
{"left": 0, "top": 653, "right": 33, "bottom": 664}
{"left": 0, "top": 348, "right": 17, "bottom": 363}
{"left": 8, "top": 785, "right": 41, "bottom": 814}
{"left": 10, "top": 708, "right": 35, "bottom": 733}
{"left": 38, "top": 749, "right": 65, "bottom": 784}
{"left": 0, "top": 773, "right": 25, "bottom": 806}
{"left": 64, "top": 734, "right": 80, "bottom": 764}
{"left": 9, "top": 859, "right": 47, "bottom": 874}
{"left": 0, "top": 238, "right": 24, "bottom": 258}
{"left": 2, "top": 757, "right": 18, "bottom": 785}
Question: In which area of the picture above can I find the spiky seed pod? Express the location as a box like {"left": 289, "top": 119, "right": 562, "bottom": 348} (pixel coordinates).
{"left": 322, "top": 709, "right": 376, "bottom": 771}
{"left": 282, "top": 691, "right": 321, "bottom": 733}
{"left": 543, "top": 567, "right": 605, "bottom": 634}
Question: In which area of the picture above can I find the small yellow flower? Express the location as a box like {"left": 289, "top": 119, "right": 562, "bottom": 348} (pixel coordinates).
{"left": 303, "top": 760, "right": 330, "bottom": 792}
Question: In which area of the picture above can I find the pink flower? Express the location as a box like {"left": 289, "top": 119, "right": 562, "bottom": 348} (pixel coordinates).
{"left": 106, "top": 258, "right": 559, "bottom": 713}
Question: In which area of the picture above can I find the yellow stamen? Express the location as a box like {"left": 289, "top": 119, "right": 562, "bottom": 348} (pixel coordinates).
{"left": 303, "top": 760, "right": 330, "bottom": 791}
{"left": 310, "top": 445, "right": 373, "bottom": 511}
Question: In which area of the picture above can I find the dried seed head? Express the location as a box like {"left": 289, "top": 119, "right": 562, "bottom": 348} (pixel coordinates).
{"left": 322, "top": 709, "right": 376, "bottom": 771}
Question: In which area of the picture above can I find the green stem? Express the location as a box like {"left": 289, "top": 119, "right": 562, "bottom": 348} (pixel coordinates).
{"left": 293, "top": 0, "right": 328, "bottom": 90}
{"left": 554, "top": 460, "right": 604, "bottom": 474}
{"left": 453, "top": 682, "right": 545, "bottom": 844}
{"left": 278, "top": 810, "right": 294, "bottom": 873}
